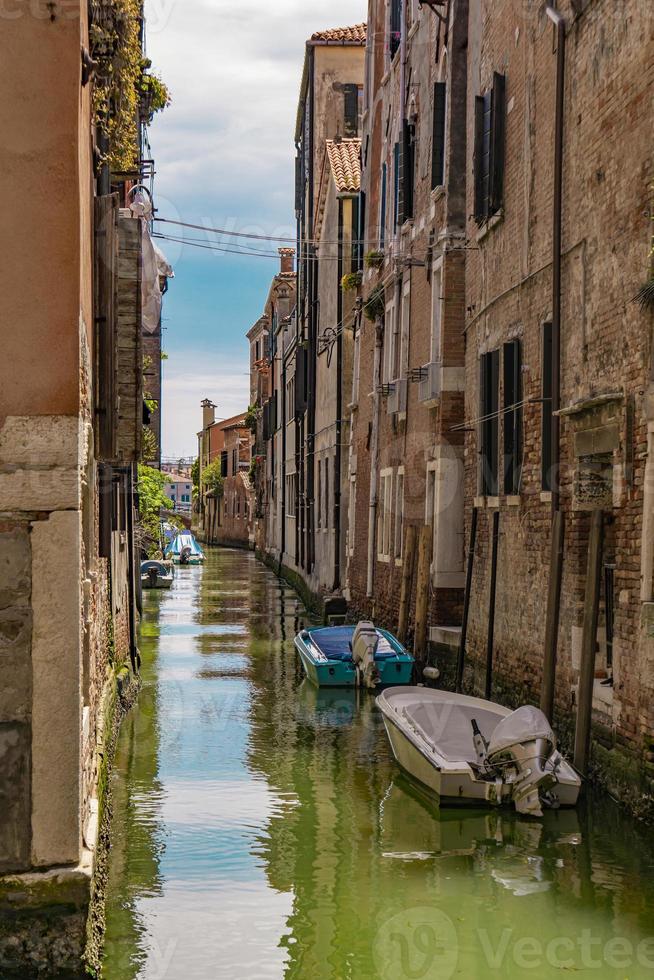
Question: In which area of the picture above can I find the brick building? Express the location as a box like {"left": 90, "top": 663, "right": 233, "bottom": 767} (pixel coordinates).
{"left": 457, "top": 0, "right": 654, "bottom": 798}
{"left": 345, "top": 0, "right": 468, "bottom": 640}
{"left": 197, "top": 407, "right": 253, "bottom": 547}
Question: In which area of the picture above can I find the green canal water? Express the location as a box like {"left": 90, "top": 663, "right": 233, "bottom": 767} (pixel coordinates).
{"left": 103, "top": 547, "right": 654, "bottom": 979}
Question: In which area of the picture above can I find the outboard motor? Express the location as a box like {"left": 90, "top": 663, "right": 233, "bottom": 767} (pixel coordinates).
{"left": 180, "top": 546, "right": 192, "bottom": 566}
{"left": 148, "top": 566, "right": 158, "bottom": 588}
{"left": 487, "top": 705, "right": 561, "bottom": 817}
{"left": 352, "top": 622, "right": 380, "bottom": 689}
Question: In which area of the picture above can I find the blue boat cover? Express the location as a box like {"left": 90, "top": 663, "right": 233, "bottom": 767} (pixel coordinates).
{"left": 164, "top": 533, "right": 204, "bottom": 559}
{"left": 308, "top": 626, "right": 402, "bottom": 662}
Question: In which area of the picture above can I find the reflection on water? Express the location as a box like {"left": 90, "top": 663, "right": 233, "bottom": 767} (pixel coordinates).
{"left": 103, "top": 548, "right": 654, "bottom": 979}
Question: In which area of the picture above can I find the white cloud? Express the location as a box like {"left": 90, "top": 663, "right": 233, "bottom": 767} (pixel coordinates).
{"left": 162, "top": 350, "right": 250, "bottom": 459}
{"left": 145, "top": 0, "right": 366, "bottom": 226}
{"left": 145, "top": 0, "right": 367, "bottom": 457}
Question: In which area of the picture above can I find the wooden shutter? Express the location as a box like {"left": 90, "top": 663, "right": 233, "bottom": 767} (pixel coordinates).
{"left": 489, "top": 72, "right": 506, "bottom": 214}
{"left": 295, "top": 154, "right": 303, "bottom": 213}
{"left": 473, "top": 95, "right": 486, "bottom": 222}
{"left": 295, "top": 346, "right": 307, "bottom": 416}
{"left": 94, "top": 194, "right": 118, "bottom": 462}
{"left": 481, "top": 350, "right": 500, "bottom": 496}
{"left": 503, "top": 339, "right": 522, "bottom": 494}
{"left": 431, "top": 82, "right": 447, "bottom": 189}
{"left": 356, "top": 190, "right": 366, "bottom": 269}
{"left": 393, "top": 142, "right": 400, "bottom": 229}
{"left": 343, "top": 83, "right": 359, "bottom": 136}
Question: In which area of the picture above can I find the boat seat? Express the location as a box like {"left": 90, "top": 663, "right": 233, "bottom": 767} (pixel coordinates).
{"left": 308, "top": 626, "right": 400, "bottom": 663}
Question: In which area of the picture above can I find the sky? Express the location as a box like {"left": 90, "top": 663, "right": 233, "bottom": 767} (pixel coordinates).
{"left": 144, "top": 0, "right": 366, "bottom": 460}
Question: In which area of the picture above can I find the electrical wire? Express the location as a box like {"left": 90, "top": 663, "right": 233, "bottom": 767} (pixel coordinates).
{"left": 154, "top": 216, "right": 433, "bottom": 252}
{"left": 152, "top": 233, "right": 281, "bottom": 260}
{"left": 449, "top": 398, "right": 531, "bottom": 433}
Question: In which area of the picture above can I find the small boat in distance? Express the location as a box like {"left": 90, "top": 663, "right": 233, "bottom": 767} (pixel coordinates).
{"left": 141, "top": 560, "right": 174, "bottom": 590}
{"left": 377, "top": 687, "right": 581, "bottom": 818}
{"left": 294, "top": 622, "right": 414, "bottom": 689}
{"left": 164, "top": 532, "right": 204, "bottom": 565}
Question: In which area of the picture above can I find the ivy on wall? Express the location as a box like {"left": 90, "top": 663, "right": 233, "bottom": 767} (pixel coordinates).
{"left": 90, "top": 0, "right": 170, "bottom": 172}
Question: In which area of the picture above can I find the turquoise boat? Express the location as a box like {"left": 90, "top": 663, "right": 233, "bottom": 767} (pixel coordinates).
{"left": 294, "top": 623, "right": 414, "bottom": 689}
{"left": 164, "top": 532, "right": 204, "bottom": 565}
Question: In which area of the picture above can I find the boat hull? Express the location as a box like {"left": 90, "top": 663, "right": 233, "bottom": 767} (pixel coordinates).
{"left": 141, "top": 575, "right": 173, "bottom": 589}
{"left": 295, "top": 637, "right": 357, "bottom": 687}
{"left": 294, "top": 627, "right": 414, "bottom": 689}
{"left": 377, "top": 687, "right": 581, "bottom": 811}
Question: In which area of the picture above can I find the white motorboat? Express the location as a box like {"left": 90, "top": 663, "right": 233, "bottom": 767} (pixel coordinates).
{"left": 141, "top": 560, "right": 175, "bottom": 590}
{"left": 376, "top": 687, "right": 581, "bottom": 817}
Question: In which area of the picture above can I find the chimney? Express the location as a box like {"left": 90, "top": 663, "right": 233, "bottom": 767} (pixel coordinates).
{"left": 201, "top": 398, "right": 216, "bottom": 429}
{"left": 278, "top": 247, "right": 295, "bottom": 275}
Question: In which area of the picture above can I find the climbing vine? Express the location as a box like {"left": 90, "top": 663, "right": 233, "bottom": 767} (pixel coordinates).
{"left": 90, "top": 0, "right": 171, "bottom": 172}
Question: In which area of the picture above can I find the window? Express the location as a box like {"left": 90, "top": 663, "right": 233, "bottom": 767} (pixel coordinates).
{"left": 398, "top": 120, "right": 415, "bottom": 225}
{"left": 393, "top": 142, "right": 400, "bottom": 230}
{"left": 430, "top": 262, "right": 442, "bottom": 362}
{"left": 343, "top": 83, "right": 363, "bottom": 137}
{"left": 480, "top": 350, "right": 500, "bottom": 496}
{"left": 384, "top": 299, "right": 396, "bottom": 383}
{"left": 503, "top": 340, "right": 523, "bottom": 495}
{"left": 426, "top": 465, "right": 437, "bottom": 567}
{"left": 379, "top": 162, "right": 387, "bottom": 249}
{"left": 541, "top": 322, "right": 553, "bottom": 491}
{"left": 431, "top": 82, "right": 447, "bottom": 189}
{"left": 474, "top": 73, "right": 506, "bottom": 223}
{"left": 389, "top": 0, "right": 401, "bottom": 59}
{"left": 347, "top": 474, "right": 357, "bottom": 556}
{"left": 286, "top": 376, "right": 296, "bottom": 421}
{"left": 378, "top": 470, "right": 393, "bottom": 560}
{"left": 286, "top": 473, "right": 297, "bottom": 518}
{"left": 255, "top": 339, "right": 261, "bottom": 361}
{"left": 352, "top": 323, "right": 361, "bottom": 406}
{"left": 394, "top": 469, "right": 405, "bottom": 560}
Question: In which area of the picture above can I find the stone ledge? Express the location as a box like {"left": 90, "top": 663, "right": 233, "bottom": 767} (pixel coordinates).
{"left": 0, "top": 861, "right": 91, "bottom": 912}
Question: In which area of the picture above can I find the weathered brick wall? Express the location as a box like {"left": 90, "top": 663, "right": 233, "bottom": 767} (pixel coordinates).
{"left": 346, "top": 0, "right": 467, "bottom": 639}
{"left": 462, "top": 0, "right": 654, "bottom": 771}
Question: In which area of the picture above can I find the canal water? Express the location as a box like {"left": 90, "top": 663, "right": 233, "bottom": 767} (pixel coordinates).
{"left": 103, "top": 547, "right": 654, "bottom": 980}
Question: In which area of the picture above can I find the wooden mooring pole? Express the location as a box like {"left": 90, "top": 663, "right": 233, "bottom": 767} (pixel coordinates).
{"left": 413, "top": 525, "right": 433, "bottom": 665}
{"left": 456, "top": 507, "right": 478, "bottom": 693}
{"left": 540, "top": 509, "right": 565, "bottom": 721}
{"left": 398, "top": 525, "right": 418, "bottom": 644}
{"left": 574, "top": 509, "right": 604, "bottom": 776}
{"left": 485, "top": 510, "right": 500, "bottom": 702}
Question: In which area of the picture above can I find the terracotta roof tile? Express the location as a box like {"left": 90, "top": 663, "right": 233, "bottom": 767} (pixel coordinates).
{"left": 310, "top": 23, "right": 367, "bottom": 45}
{"left": 326, "top": 139, "right": 361, "bottom": 194}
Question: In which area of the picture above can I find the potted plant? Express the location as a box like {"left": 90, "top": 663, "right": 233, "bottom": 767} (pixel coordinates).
{"left": 363, "top": 285, "right": 385, "bottom": 322}
{"left": 341, "top": 271, "right": 362, "bottom": 292}
{"left": 365, "top": 249, "right": 384, "bottom": 270}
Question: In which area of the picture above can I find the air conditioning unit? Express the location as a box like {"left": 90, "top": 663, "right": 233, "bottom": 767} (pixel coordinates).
{"left": 387, "top": 378, "right": 407, "bottom": 415}
{"left": 418, "top": 361, "right": 441, "bottom": 405}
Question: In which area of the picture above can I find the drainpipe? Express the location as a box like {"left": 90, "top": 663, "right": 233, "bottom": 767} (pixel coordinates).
{"left": 547, "top": 3, "right": 566, "bottom": 514}
{"left": 366, "top": 318, "right": 384, "bottom": 597}
{"left": 540, "top": 4, "right": 566, "bottom": 722}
